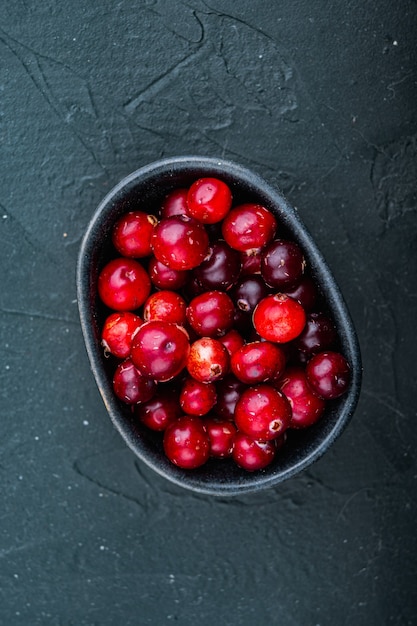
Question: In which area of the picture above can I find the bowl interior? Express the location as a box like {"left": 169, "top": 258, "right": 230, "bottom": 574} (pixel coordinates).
{"left": 77, "top": 156, "right": 362, "bottom": 496}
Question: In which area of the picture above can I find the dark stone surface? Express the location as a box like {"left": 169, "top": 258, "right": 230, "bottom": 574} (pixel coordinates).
{"left": 1, "top": 1, "right": 416, "bottom": 624}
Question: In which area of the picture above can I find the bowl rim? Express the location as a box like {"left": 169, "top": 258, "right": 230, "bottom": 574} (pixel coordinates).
{"left": 77, "top": 155, "right": 362, "bottom": 496}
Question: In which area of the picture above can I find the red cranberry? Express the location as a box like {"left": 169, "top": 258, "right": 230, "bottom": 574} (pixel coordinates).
{"left": 143, "top": 290, "right": 187, "bottom": 325}
{"left": 131, "top": 321, "right": 190, "bottom": 382}
{"left": 204, "top": 417, "right": 236, "bottom": 458}
{"left": 98, "top": 258, "right": 151, "bottom": 311}
{"left": 253, "top": 294, "right": 306, "bottom": 343}
{"left": 214, "top": 374, "right": 246, "bottom": 421}
{"left": 187, "top": 337, "right": 230, "bottom": 383}
{"left": 234, "top": 384, "right": 292, "bottom": 440}
{"left": 192, "top": 241, "right": 241, "bottom": 291}
{"left": 219, "top": 329, "right": 245, "bottom": 356}
{"left": 221, "top": 203, "right": 277, "bottom": 252}
{"left": 240, "top": 248, "right": 262, "bottom": 275}
{"left": 261, "top": 239, "right": 306, "bottom": 289}
{"left": 112, "top": 358, "right": 156, "bottom": 405}
{"left": 163, "top": 416, "right": 210, "bottom": 469}
{"left": 306, "top": 351, "right": 351, "bottom": 400}
{"left": 148, "top": 257, "right": 189, "bottom": 290}
{"left": 232, "top": 432, "right": 276, "bottom": 471}
{"left": 283, "top": 275, "right": 318, "bottom": 311}
{"left": 231, "top": 341, "right": 286, "bottom": 384}
{"left": 293, "top": 312, "right": 337, "bottom": 356}
{"left": 134, "top": 388, "right": 182, "bottom": 431}
{"left": 179, "top": 377, "right": 217, "bottom": 416}
{"left": 160, "top": 188, "right": 189, "bottom": 218}
{"left": 187, "top": 177, "right": 233, "bottom": 224}
{"left": 186, "top": 291, "right": 235, "bottom": 337}
{"left": 151, "top": 215, "right": 209, "bottom": 270}
{"left": 112, "top": 211, "right": 157, "bottom": 258}
{"left": 101, "top": 311, "right": 142, "bottom": 359}
{"left": 230, "top": 275, "right": 270, "bottom": 314}
{"left": 279, "top": 366, "right": 326, "bottom": 428}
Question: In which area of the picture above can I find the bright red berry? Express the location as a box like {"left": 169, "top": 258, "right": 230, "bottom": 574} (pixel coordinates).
{"left": 234, "top": 384, "right": 292, "bottom": 441}
{"left": 112, "top": 358, "right": 156, "bottom": 405}
{"left": 186, "top": 290, "right": 235, "bottom": 338}
{"left": 205, "top": 417, "right": 237, "bottom": 458}
{"left": 253, "top": 294, "right": 306, "bottom": 343}
{"left": 101, "top": 311, "right": 142, "bottom": 359}
{"left": 98, "top": 258, "right": 151, "bottom": 311}
{"left": 187, "top": 177, "right": 233, "bottom": 224}
{"left": 218, "top": 329, "right": 245, "bottom": 356}
{"left": 230, "top": 341, "right": 286, "bottom": 384}
{"left": 179, "top": 377, "right": 217, "bottom": 416}
{"left": 131, "top": 321, "right": 190, "bottom": 382}
{"left": 143, "top": 290, "right": 187, "bottom": 325}
{"left": 148, "top": 257, "right": 189, "bottom": 290}
{"left": 163, "top": 416, "right": 210, "bottom": 469}
{"left": 112, "top": 211, "right": 157, "bottom": 258}
{"left": 232, "top": 432, "right": 276, "bottom": 471}
{"left": 279, "top": 366, "right": 326, "bottom": 428}
{"left": 160, "top": 188, "right": 189, "bottom": 218}
{"left": 151, "top": 215, "right": 209, "bottom": 270}
{"left": 221, "top": 203, "right": 277, "bottom": 252}
{"left": 187, "top": 337, "right": 230, "bottom": 383}
{"left": 134, "top": 387, "right": 182, "bottom": 431}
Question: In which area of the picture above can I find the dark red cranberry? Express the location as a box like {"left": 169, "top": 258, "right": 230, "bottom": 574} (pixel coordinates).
{"left": 187, "top": 337, "right": 230, "bottom": 383}
{"left": 112, "top": 211, "right": 157, "bottom": 258}
{"left": 230, "top": 341, "right": 286, "bottom": 384}
{"left": 143, "top": 290, "right": 187, "bottom": 325}
{"left": 221, "top": 203, "right": 277, "bottom": 252}
{"left": 219, "top": 328, "right": 245, "bottom": 356}
{"left": 98, "top": 258, "right": 151, "bottom": 311}
{"left": 101, "top": 311, "right": 142, "bottom": 359}
{"left": 160, "top": 188, "right": 189, "bottom": 218}
{"left": 131, "top": 321, "right": 190, "bottom": 382}
{"left": 232, "top": 432, "right": 276, "bottom": 471}
{"left": 163, "top": 416, "right": 210, "bottom": 469}
{"left": 186, "top": 291, "right": 235, "bottom": 337}
{"left": 279, "top": 366, "right": 326, "bottom": 428}
{"left": 230, "top": 275, "right": 270, "bottom": 314}
{"left": 234, "top": 384, "right": 292, "bottom": 440}
{"left": 261, "top": 239, "right": 306, "bottom": 289}
{"left": 112, "top": 358, "right": 156, "bottom": 405}
{"left": 187, "top": 177, "right": 233, "bottom": 224}
{"left": 283, "top": 275, "right": 318, "bottom": 311}
{"left": 148, "top": 257, "right": 189, "bottom": 290}
{"left": 293, "top": 312, "right": 337, "bottom": 356}
{"left": 240, "top": 248, "right": 262, "bottom": 275}
{"left": 306, "top": 351, "right": 351, "bottom": 400}
{"left": 214, "top": 374, "right": 246, "bottom": 421}
{"left": 253, "top": 294, "right": 306, "bottom": 343}
{"left": 192, "top": 241, "right": 241, "bottom": 291}
{"left": 151, "top": 215, "right": 210, "bottom": 270}
{"left": 134, "top": 388, "right": 182, "bottom": 431}
{"left": 179, "top": 377, "right": 217, "bottom": 416}
{"left": 205, "top": 417, "right": 236, "bottom": 458}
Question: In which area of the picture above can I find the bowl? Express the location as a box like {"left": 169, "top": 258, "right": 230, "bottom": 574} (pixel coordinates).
{"left": 76, "top": 156, "right": 362, "bottom": 496}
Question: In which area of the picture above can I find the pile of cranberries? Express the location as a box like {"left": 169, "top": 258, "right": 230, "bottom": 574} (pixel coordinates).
{"left": 97, "top": 177, "right": 351, "bottom": 472}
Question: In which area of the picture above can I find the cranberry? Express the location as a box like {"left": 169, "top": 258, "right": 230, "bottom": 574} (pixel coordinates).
{"left": 151, "top": 215, "right": 209, "bottom": 270}
{"left": 134, "top": 388, "right": 182, "bottom": 431}
{"left": 306, "top": 351, "right": 351, "bottom": 400}
{"left": 234, "top": 384, "right": 292, "bottom": 440}
{"left": 219, "top": 328, "right": 245, "bottom": 356}
{"left": 186, "top": 291, "right": 235, "bottom": 338}
{"left": 112, "top": 358, "right": 156, "bottom": 405}
{"left": 187, "top": 177, "right": 233, "bottom": 224}
{"left": 205, "top": 417, "right": 236, "bottom": 458}
{"left": 261, "top": 239, "right": 306, "bottom": 289}
{"left": 131, "top": 321, "right": 190, "bottom": 382}
{"left": 160, "top": 188, "right": 189, "bottom": 218}
{"left": 279, "top": 366, "right": 326, "bottom": 428}
{"left": 240, "top": 248, "right": 262, "bottom": 275}
{"left": 148, "top": 257, "right": 189, "bottom": 290}
{"left": 283, "top": 275, "right": 318, "bottom": 311}
{"left": 187, "top": 337, "right": 230, "bottom": 383}
{"left": 112, "top": 211, "right": 157, "bottom": 258}
{"left": 232, "top": 432, "right": 276, "bottom": 471}
{"left": 214, "top": 374, "right": 246, "bottom": 421}
{"left": 293, "top": 312, "right": 337, "bottom": 356}
{"left": 163, "top": 416, "right": 210, "bottom": 469}
{"left": 101, "top": 311, "right": 142, "bottom": 359}
{"left": 143, "top": 290, "right": 187, "bottom": 325}
{"left": 221, "top": 203, "right": 277, "bottom": 252}
{"left": 253, "top": 294, "right": 306, "bottom": 343}
{"left": 192, "top": 241, "right": 241, "bottom": 291}
{"left": 98, "top": 258, "right": 151, "bottom": 311}
{"left": 180, "top": 377, "right": 217, "bottom": 416}
{"left": 230, "top": 275, "right": 270, "bottom": 314}
{"left": 230, "top": 341, "right": 286, "bottom": 384}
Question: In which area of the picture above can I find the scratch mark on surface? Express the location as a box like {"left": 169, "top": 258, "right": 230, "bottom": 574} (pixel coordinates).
{"left": 0, "top": 306, "right": 78, "bottom": 325}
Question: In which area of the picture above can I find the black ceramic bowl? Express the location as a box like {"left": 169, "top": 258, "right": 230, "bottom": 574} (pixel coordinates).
{"left": 77, "top": 156, "right": 362, "bottom": 496}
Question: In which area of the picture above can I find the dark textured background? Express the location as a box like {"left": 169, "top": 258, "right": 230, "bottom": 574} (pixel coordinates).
{"left": 1, "top": 1, "right": 416, "bottom": 624}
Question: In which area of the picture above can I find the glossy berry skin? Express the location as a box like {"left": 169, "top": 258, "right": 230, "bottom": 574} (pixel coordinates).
{"left": 293, "top": 312, "right": 337, "bottom": 357}
{"left": 112, "top": 358, "right": 156, "bottom": 405}
{"left": 253, "top": 294, "right": 306, "bottom": 343}
{"left": 306, "top": 351, "right": 351, "bottom": 400}
{"left": 240, "top": 248, "right": 262, "bottom": 275}
{"left": 98, "top": 258, "right": 151, "bottom": 311}
{"left": 193, "top": 241, "right": 241, "bottom": 291}
{"left": 187, "top": 177, "right": 233, "bottom": 224}
{"left": 214, "top": 374, "right": 246, "bottom": 421}
{"left": 279, "top": 366, "right": 326, "bottom": 428}
{"left": 221, "top": 203, "right": 277, "bottom": 252}
{"left": 134, "top": 388, "right": 182, "bottom": 431}
{"left": 231, "top": 275, "right": 270, "bottom": 314}
{"left": 160, "top": 188, "right": 189, "bottom": 218}
{"left": 148, "top": 257, "right": 189, "bottom": 290}
{"left": 112, "top": 211, "right": 157, "bottom": 258}
{"left": 186, "top": 291, "right": 235, "bottom": 338}
{"left": 219, "top": 329, "right": 245, "bottom": 356}
{"left": 101, "top": 311, "right": 142, "bottom": 359}
{"left": 284, "top": 275, "right": 318, "bottom": 312}
{"left": 232, "top": 432, "right": 276, "bottom": 471}
{"left": 261, "top": 239, "right": 306, "bottom": 290}
{"left": 234, "top": 384, "right": 292, "bottom": 440}
{"left": 131, "top": 321, "right": 190, "bottom": 382}
{"left": 231, "top": 341, "right": 286, "bottom": 384}
{"left": 143, "top": 290, "right": 187, "bottom": 325}
{"left": 204, "top": 417, "right": 236, "bottom": 458}
{"left": 187, "top": 337, "right": 230, "bottom": 383}
{"left": 179, "top": 377, "right": 217, "bottom": 416}
{"left": 163, "top": 416, "right": 210, "bottom": 469}
{"left": 151, "top": 215, "right": 209, "bottom": 270}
